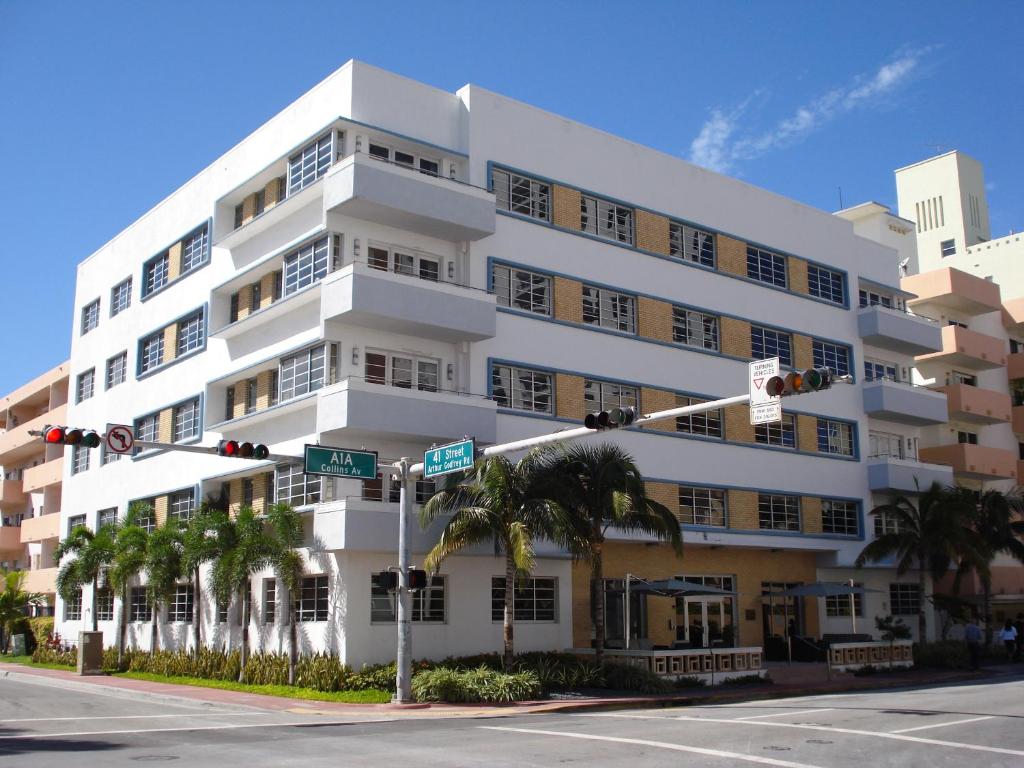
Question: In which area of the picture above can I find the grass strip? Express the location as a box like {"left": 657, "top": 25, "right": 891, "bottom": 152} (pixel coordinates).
{"left": 0, "top": 654, "right": 74, "bottom": 671}
{"left": 116, "top": 671, "right": 392, "bottom": 704}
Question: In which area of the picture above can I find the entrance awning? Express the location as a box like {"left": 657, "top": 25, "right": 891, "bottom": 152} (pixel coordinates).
{"left": 629, "top": 578, "right": 736, "bottom": 597}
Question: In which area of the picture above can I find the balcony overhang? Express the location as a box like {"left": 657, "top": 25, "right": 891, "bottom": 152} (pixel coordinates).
{"left": 867, "top": 457, "right": 954, "bottom": 493}
{"left": 20, "top": 513, "right": 60, "bottom": 544}
{"left": 919, "top": 443, "right": 1018, "bottom": 480}
{"left": 857, "top": 305, "right": 942, "bottom": 356}
{"left": 861, "top": 380, "right": 948, "bottom": 426}
{"left": 916, "top": 325, "right": 1007, "bottom": 371}
{"left": 902, "top": 268, "right": 1003, "bottom": 316}
{"left": 935, "top": 384, "right": 1012, "bottom": 425}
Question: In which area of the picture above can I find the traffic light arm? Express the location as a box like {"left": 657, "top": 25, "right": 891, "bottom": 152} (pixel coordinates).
{"left": 133, "top": 440, "right": 298, "bottom": 463}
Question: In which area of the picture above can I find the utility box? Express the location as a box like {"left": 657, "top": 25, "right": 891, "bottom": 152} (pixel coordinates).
{"left": 10, "top": 634, "right": 26, "bottom": 656}
{"left": 77, "top": 631, "right": 104, "bottom": 675}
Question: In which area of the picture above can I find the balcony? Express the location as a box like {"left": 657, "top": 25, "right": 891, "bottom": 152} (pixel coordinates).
{"left": 321, "top": 262, "right": 496, "bottom": 342}
{"left": 857, "top": 305, "right": 942, "bottom": 355}
{"left": 306, "top": 497, "right": 447, "bottom": 553}
{"left": 1005, "top": 297, "right": 1024, "bottom": 336}
{"left": 0, "top": 526, "right": 21, "bottom": 551}
{"left": 23, "top": 567, "right": 57, "bottom": 595}
{"left": 323, "top": 152, "right": 496, "bottom": 242}
{"left": 919, "top": 443, "right": 1018, "bottom": 480}
{"left": 1014, "top": 406, "right": 1024, "bottom": 435}
{"left": 21, "top": 458, "right": 64, "bottom": 493}
{"left": 916, "top": 325, "right": 1007, "bottom": 370}
{"left": 0, "top": 404, "right": 65, "bottom": 464}
{"left": 861, "top": 380, "right": 948, "bottom": 426}
{"left": 20, "top": 513, "right": 60, "bottom": 544}
{"left": 316, "top": 376, "right": 497, "bottom": 445}
{"left": 935, "top": 384, "right": 1012, "bottom": 425}
{"left": 867, "top": 457, "right": 954, "bottom": 494}
{"left": 0, "top": 479, "right": 26, "bottom": 507}
{"left": 903, "top": 267, "right": 1002, "bottom": 316}
{"left": 1008, "top": 352, "right": 1024, "bottom": 380}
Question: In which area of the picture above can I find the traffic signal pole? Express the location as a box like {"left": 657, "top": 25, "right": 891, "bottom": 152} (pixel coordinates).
{"left": 394, "top": 458, "right": 414, "bottom": 704}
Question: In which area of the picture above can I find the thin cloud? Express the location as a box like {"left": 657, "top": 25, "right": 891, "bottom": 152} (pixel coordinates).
{"left": 689, "top": 49, "right": 931, "bottom": 173}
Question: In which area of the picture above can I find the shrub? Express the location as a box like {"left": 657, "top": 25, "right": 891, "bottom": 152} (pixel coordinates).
{"left": 348, "top": 661, "right": 399, "bottom": 691}
{"left": 27, "top": 616, "right": 53, "bottom": 644}
{"left": 601, "top": 662, "right": 672, "bottom": 694}
{"left": 721, "top": 673, "right": 770, "bottom": 686}
{"left": 31, "top": 645, "right": 75, "bottom": 666}
{"left": 295, "top": 653, "right": 350, "bottom": 692}
{"left": 913, "top": 640, "right": 970, "bottom": 670}
{"left": 411, "top": 666, "right": 541, "bottom": 703}
{"left": 672, "top": 675, "right": 707, "bottom": 689}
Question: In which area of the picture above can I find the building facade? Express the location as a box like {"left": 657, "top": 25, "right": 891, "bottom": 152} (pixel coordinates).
{"left": 0, "top": 362, "right": 70, "bottom": 614}
{"left": 56, "top": 61, "right": 937, "bottom": 664}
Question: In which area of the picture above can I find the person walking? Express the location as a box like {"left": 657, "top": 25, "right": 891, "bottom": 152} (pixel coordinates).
{"left": 998, "top": 619, "right": 1018, "bottom": 662}
{"left": 964, "top": 617, "right": 982, "bottom": 671}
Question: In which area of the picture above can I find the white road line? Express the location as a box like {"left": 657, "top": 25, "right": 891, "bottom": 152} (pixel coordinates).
{"left": 734, "top": 709, "right": 834, "bottom": 721}
{"left": 0, "top": 718, "right": 396, "bottom": 740}
{"left": 1, "top": 712, "right": 270, "bottom": 724}
{"left": 480, "top": 726, "right": 825, "bottom": 768}
{"left": 890, "top": 716, "right": 994, "bottom": 734}
{"left": 575, "top": 713, "right": 1024, "bottom": 759}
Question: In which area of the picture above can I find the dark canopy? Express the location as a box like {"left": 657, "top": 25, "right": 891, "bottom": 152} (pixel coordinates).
{"left": 770, "top": 582, "right": 880, "bottom": 598}
{"left": 629, "top": 578, "right": 736, "bottom": 597}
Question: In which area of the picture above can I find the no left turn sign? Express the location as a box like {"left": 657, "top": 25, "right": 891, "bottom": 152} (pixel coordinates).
{"left": 105, "top": 424, "right": 135, "bottom": 454}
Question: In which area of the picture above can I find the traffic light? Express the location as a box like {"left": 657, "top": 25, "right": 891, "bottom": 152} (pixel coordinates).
{"left": 407, "top": 569, "right": 428, "bottom": 591}
{"left": 218, "top": 440, "right": 269, "bottom": 459}
{"left": 376, "top": 571, "right": 398, "bottom": 592}
{"left": 765, "top": 367, "right": 834, "bottom": 397}
{"left": 584, "top": 405, "right": 638, "bottom": 431}
{"left": 42, "top": 426, "right": 100, "bottom": 447}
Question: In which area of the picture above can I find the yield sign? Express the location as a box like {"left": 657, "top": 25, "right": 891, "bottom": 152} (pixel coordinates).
{"left": 749, "top": 358, "right": 780, "bottom": 405}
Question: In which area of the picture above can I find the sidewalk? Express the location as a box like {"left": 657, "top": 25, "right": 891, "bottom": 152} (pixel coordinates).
{"left": 0, "top": 661, "right": 1011, "bottom": 719}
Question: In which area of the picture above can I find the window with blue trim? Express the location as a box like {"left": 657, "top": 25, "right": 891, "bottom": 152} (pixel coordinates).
{"left": 582, "top": 285, "right": 636, "bottom": 333}
{"left": 672, "top": 307, "right": 719, "bottom": 350}
{"left": 283, "top": 236, "right": 330, "bottom": 296}
{"left": 746, "top": 246, "right": 787, "bottom": 288}
{"left": 755, "top": 414, "right": 795, "bottom": 449}
{"left": 812, "top": 339, "right": 850, "bottom": 377}
{"left": 584, "top": 379, "right": 638, "bottom": 412}
{"left": 491, "top": 364, "right": 553, "bottom": 414}
{"left": 758, "top": 493, "right": 799, "bottom": 531}
{"left": 139, "top": 331, "right": 165, "bottom": 373}
{"left": 180, "top": 224, "right": 209, "bottom": 274}
{"left": 492, "top": 265, "right": 551, "bottom": 316}
{"left": 822, "top": 499, "right": 858, "bottom": 535}
{"left": 864, "top": 359, "right": 898, "bottom": 382}
{"left": 81, "top": 299, "right": 100, "bottom": 335}
{"left": 143, "top": 254, "right": 169, "bottom": 297}
{"left": 817, "top": 419, "right": 853, "bottom": 456}
{"left": 581, "top": 194, "right": 633, "bottom": 244}
{"left": 678, "top": 485, "right": 726, "bottom": 527}
{"left": 176, "top": 310, "right": 204, "bottom": 356}
{"left": 288, "top": 133, "right": 335, "bottom": 195}
{"left": 669, "top": 222, "right": 715, "bottom": 267}
{"left": 491, "top": 168, "right": 550, "bottom": 221}
{"left": 675, "top": 395, "right": 722, "bottom": 438}
{"left": 111, "top": 278, "right": 132, "bottom": 316}
{"left": 751, "top": 326, "right": 792, "bottom": 366}
{"left": 807, "top": 264, "right": 845, "bottom": 305}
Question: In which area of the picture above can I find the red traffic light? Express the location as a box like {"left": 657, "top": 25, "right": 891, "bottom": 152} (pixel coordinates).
{"left": 218, "top": 440, "right": 239, "bottom": 457}
{"left": 764, "top": 368, "right": 833, "bottom": 398}
{"left": 44, "top": 426, "right": 66, "bottom": 444}
{"left": 218, "top": 440, "right": 269, "bottom": 459}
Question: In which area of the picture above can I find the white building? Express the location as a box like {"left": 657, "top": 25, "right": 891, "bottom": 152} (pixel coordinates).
{"left": 56, "top": 61, "right": 942, "bottom": 664}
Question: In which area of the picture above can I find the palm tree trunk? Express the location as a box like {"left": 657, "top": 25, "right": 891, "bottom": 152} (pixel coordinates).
{"left": 117, "top": 584, "right": 127, "bottom": 668}
{"left": 917, "top": 567, "right": 928, "bottom": 643}
{"left": 288, "top": 586, "right": 297, "bottom": 686}
{"left": 593, "top": 536, "right": 605, "bottom": 667}
{"left": 238, "top": 583, "right": 249, "bottom": 683}
{"left": 91, "top": 575, "right": 98, "bottom": 633}
{"left": 150, "top": 603, "right": 158, "bottom": 654}
{"left": 193, "top": 567, "right": 201, "bottom": 651}
{"left": 503, "top": 550, "right": 516, "bottom": 669}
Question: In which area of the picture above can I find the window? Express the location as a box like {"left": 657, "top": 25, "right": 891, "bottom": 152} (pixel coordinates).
{"left": 134, "top": 412, "right": 159, "bottom": 453}
{"left": 492, "top": 265, "right": 551, "bottom": 315}
{"left": 889, "top": 583, "right": 921, "bottom": 615}
{"left": 76, "top": 369, "right": 95, "bottom": 403}
{"left": 491, "top": 364, "right": 553, "bottom": 413}
{"left": 111, "top": 278, "right": 132, "bottom": 316}
{"left": 669, "top": 222, "right": 715, "bottom": 267}
{"left": 813, "top": 340, "right": 850, "bottom": 377}
{"left": 875, "top": 511, "right": 906, "bottom": 537}
{"left": 747, "top": 247, "right": 787, "bottom": 288}
{"left": 365, "top": 351, "right": 439, "bottom": 392}
{"left": 755, "top": 414, "right": 796, "bottom": 448}
{"left": 672, "top": 307, "right": 719, "bottom": 350}
{"left": 276, "top": 462, "right": 322, "bottom": 506}
{"left": 67, "top": 514, "right": 87, "bottom": 536}
{"left": 759, "top": 494, "right": 800, "bottom": 531}
{"left": 372, "top": 574, "right": 446, "bottom": 622}
{"left": 367, "top": 142, "right": 440, "bottom": 176}
{"left": 168, "top": 584, "right": 194, "bottom": 622}
{"left": 859, "top": 289, "right": 893, "bottom": 309}
{"left": 581, "top": 285, "right": 635, "bottom": 333}
{"left": 143, "top": 254, "right": 169, "bottom": 297}
{"left": 822, "top": 499, "right": 858, "bottom": 535}
{"left": 581, "top": 194, "right": 633, "bottom": 244}
{"left": 288, "top": 133, "right": 334, "bottom": 195}
{"left": 96, "top": 588, "right": 114, "bottom": 621}
{"left": 97, "top": 508, "right": 118, "bottom": 530}
{"left": 139, "top": 331, "right": 165, "bottom": 373}
{"left": 958, "top": 430, "right": 978, "bottom": 445}
{"left": 168, "top": 489, "right": 195, "bottom": 521}
{"left": 283, "top": 236, "right": 330, "bottom": 296}
{"left": 869, "top": 431, "right": 905, "bottom": 459}
{"left": 952, "top": 371, "right": 977, "bottom": 387}
{"left": 217, "top": 599, "right": 229, "bottom": 624}
{"left": 296, "top": 575, "right": 329, "bottom": 622}
{"left": 940, "top": 239, "right": 956, "bottom": 258}
{"left": 244, "top": 378, "right": 257, "bottom": 414}
{"left": 134, "top": 502, "right": 156, "bottom": 533}
{"left": 180, "top": 224, "right": 209, "bottom": 273}
{"left": 826, "top": 585, "right": 862, "bottom": 617}
{"left": 268, "top": 370, "right": 279, "bottom": 407}
{"left": 177, "top": 310, "right": 204, "bottom": 356}
{"left": 279, "top": 344, "right": 332, "bottom": 401}
{"left": 751, "top": 326, "right": 792, "bottom": 366}
{"left": 584, "top": 379, "right": 638, "bottom": 413}
{"left": 250, "top": 281, "right": 262, "bottom": 311}
{"left": 491, "top": 577, "right": 557, "bottom": 622}
{"left": 242, "top": 478, "right": 254, "bottom": 507}
{"left": 678, "top": 486, "right": 726, "bottom": 527}
{"left": 106, "top": 352, "right": 128, "bottom": 389}
{"left": 229, "top": 292, "right": 240, "bottom": 323}
{"left": 101, "top": 445, "right": 121, "bottom": 467}
{"left": 171, "top": 398, "right": 200, "bottom": 442}
{"left": 817, "top": 419, "right": 854, "bottom": 456}
{"left": 225, "top": 386, "right": 235, "bottom": 420}
{"left": 675, "top": 395, "right": 722, "bottom": 438}
{"left": 491, "top": 168, "right": 550, "bottom": 221}
{"left": 130, "top": 587, "right": 150, "bottom": 621}
{"left": 81, "top": 299, "right": 100, "bottom": 335}
{"left": 263, "top": 579, "right": 276, "bottom": 624}
{"left": 71, "top": 444, "right": 90, "bottom": 475}
{"left": 808, "top": 264, "right": 845, "bottom": 305}
{"left": 367, "top": 245, "right": 440, "bottom": 282}
{"left": 864, "top": 359, "right": 898, "bottom": 382}
{"left": 64, "top": 589, "right": 82, "bottom": 621}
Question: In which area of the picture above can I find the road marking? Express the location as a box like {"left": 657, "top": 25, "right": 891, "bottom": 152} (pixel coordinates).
{"left": 0, "top": 718, "right": 396, "bottom": 740}
{"left": 575, "top": 713, "right": 1024, "bottom": 759}
{"left": 480, "top": 726, "right": 825, "bottom": 768}
{"left": 735, "top": 709, "right": 834, "bottom": 721}
{"left": 0, "top": 712, "right": 269, "bottom": 724}
{"left": 890, "top": 716, "right": 994, "bottom": 734}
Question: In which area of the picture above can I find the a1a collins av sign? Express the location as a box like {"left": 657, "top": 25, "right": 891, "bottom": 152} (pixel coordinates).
{"left": 304, "top": 445, "right": 378, "bottom": 479}
{"left": 423, "top": 438, "right": 476, "bottom": 479}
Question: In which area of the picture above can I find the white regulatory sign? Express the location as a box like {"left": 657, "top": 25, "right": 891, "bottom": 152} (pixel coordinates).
{"left": 105, "top": 424, "right": 135, "bottom": 454}
{"left": 749, "top": 358, "right": 782, "bottom": 425}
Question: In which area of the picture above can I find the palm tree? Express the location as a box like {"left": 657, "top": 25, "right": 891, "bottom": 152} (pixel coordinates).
{"left": 539, "top": 443, "right": 683, "bottom": 665}
{"left": 54, "top": 522, "right": 115, "bottom": 632}
{"left": 265, "top": 502, "right": 305, "bottom": 684}
{"left": 182, "top": 504, "right": 233, "bottom": 651}
{"left": 143, "top": 518, "right": 184, "bottom": 653}
{"left": 211, "top": 506, "right": 276, "bottom": 682}
{"left": 856, "top": 483, "right": 985, "bottom": 641}
{"left": 109, "top": 502, "right": 150, "bottom": 667}
{"left": 420, "top": 453, "right": 566, "bottom": 668}
{"left": 0, "top": 571, "right": 42, "bottom": 653}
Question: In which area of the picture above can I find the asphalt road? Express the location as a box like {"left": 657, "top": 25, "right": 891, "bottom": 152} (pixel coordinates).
{"left": 2, "top": 671, "right": 1024, "bottom": 767}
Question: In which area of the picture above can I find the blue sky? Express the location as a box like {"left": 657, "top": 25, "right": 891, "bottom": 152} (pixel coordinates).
{"left": 1, "top": 0, "right": 1022, "bottom": 396}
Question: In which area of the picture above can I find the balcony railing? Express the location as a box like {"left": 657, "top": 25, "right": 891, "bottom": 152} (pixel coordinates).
{"left": 903, "top": 267, "right": 1003, "bottom": 316}
{"left": 21, "top": 458, "right": 64, "bottom": 493}
{"left": 919, "top": 443, "right": 1017, "bottom": 480}
{"left": 0, "top": 526, "right": 21, "bottom": 551}
{"left": 0, "top": 479, "right": 26, "bottom": 507}
{"left": 934, "top": 383, "right": 1012, "bottom": 425}
{"left": 867, "top": 455, "right": 954, "bottom": 493}
{"left": 917, "top": 325, "right": 1007, "bottom": 370}
{"left": 857, "top": 303, "right": 942, "bottom": 356}
{"left": 20, "top": 513, "right": 60, "bottom": 544}
{"left": 0, "top": 404, "right": 65, "bottom": 463}
{"left": 861, "top": 378, "right": 948, "bottom": 425}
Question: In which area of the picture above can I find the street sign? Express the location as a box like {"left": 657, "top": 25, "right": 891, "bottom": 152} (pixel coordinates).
{"left": 304, "top": 445, "right": 378, "bottom": 478}
{"left": 423, "top": 438, "right": 476, "bottom": 479}
{"left": 104, "top": 424, "right": 135, "bottom": 454}
{"left": 749, "top": 358, "right": 782, "bottom": 425}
